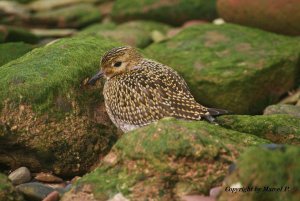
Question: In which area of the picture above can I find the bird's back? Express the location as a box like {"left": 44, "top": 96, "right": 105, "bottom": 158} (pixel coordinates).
{"left": 103, "top": 59, "right": 211, "bottom": 132}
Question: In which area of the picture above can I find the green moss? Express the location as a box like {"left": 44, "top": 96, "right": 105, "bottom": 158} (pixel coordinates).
{"left": 219, "top": 145, "right": 300, "bottom": 201}
{"left": 32, "top": 3, "right": 101, "bottom": 28}
{"left": 115, "top": 118, "right": 268, "bottom": 161}
{"left": 112, "top": 0, "right": 217, "bottom": 25}
{"left": 217, "top": 114, "right": 300, "bottom": 145}
{"left": 79, "top": 20, "right": 171, "bottom": 48}
{"left": 0, "top": 35, "right": 120, "bottom": 112}
{"left": 5, "top": 27, "right": 39, "bottom": 44}
{"left": 71, "top": 118, "right": 268, "bottom": 200}
{"left": 7, "top": 0, "right": 36, "bottom": 3}
{"left": 0, "top": 173, "right": 23, "bottom": 201}
{"left": 79, "top": 166, "right": 139, "bottom": 199}
{"left": 145, "top": 23, "right": 300, "bottom": 114}
{"left": 0, "top": 42, "right": 34, "bottom": 67}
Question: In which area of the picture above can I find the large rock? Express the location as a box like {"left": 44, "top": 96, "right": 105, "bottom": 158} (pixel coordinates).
{"left": 145, "top": 24, "right": 300, "bottom": 114}
{"left": 217, "top": 114, "right": 300, "bottom": 145}
{"left": 0, "top": 1, "right": 30, "bottom": 26}
{"left": 29, "top": 0, "right": 99, "bottom": 11}
{"left": 79, "top": 21, "right": 171, "bottom": 48}
{"left": 111, "top": 0, "right": 218, "bottom": 26}
{"left": 217, "top": 0, "right": 300, "bottom": 36}
{"left": 218, "top": 145, "right": 300, "bottom": 201}
{"left": 0, "top": 173, "right": 24, "bottom": 201}
{"left": 264, "top": 104, "right": 300, "bottom": 118}
{"left": 62, "top": 118, "right": 268, "bottom": 201}
{"left": 0, "top": 26, "right": 39, "bottom": 44}
{"left": 31, "top": 3, "right": 101, "bottom": 28}
{"left": 0, "top": 35, "right": 121, "bottom": 177}
{"left": 0, "top": 42, "right": 34, "bottom": 66}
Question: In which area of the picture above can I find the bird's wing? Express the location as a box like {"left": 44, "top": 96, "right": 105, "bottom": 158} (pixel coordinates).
{"left": 130, "top": 64, "right": 209, "bottom": 121}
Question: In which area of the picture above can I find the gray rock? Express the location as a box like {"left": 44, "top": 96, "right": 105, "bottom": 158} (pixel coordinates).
{"left": 8, "top": 166, "right": 31, "bottom": 185}
{"left": 16, "top": 182, "right": 55, "bottom": 201}
{"left": 264, "top": 104, "right": 300, "bottom": 118}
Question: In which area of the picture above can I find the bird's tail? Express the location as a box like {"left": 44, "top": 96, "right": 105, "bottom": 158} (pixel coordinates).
{"left": 202, "top": 107, "right": 230, "bottom": 124}
{"left": 207, "top": 107, "right": 230, "bottom": 116}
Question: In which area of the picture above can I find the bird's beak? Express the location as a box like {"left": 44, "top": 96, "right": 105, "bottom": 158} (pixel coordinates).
{"left": 88, "top": 70, "right": 104, "bottom": 85}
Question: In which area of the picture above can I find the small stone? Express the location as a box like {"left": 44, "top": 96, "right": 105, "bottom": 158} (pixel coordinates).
{"left": 35, "top": 172, "right": 63, "bottom": 183}
{"left": 8, "top": 167, "right": 31, "bottom": 185}
{"left": 181, "top": 195, "right": 215, "bottom": 201}
{"left": 42, "top": 191, "right": 60, "bottom": 201}
{"left": 213, "top": 18, "right": 225, "bottom": 25}
{"left": 151, "top": 30, "right": 166, "bottom": 43}
{"left": 107, "top": 193, "right": 129, "bottom": 201}
{"left": 16, "top": 182, "right": 55, "bottom": 201}
{"left": 228, "top": 163, "right": 236, "bottom": 174}
{"left": 209, "top": 186, "right": 222, "bottom": 198}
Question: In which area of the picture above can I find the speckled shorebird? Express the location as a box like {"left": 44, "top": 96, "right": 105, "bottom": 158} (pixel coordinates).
{"left": 88, "top": 46, "right": 228, "bottom": 132}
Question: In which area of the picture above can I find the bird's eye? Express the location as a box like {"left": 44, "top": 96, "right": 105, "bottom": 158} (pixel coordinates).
{"left": 114, "top": 61, "right": 122, "bottom": 67}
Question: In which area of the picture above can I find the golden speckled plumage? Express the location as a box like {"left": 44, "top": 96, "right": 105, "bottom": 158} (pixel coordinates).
{"left": 89, "top": 46, "right": 228, "bottom": 132}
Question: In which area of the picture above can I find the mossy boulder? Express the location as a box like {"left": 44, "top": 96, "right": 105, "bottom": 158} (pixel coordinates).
{"left": 31, "top": 3, "right": 101, "bottom": 28}
{"left": 217, "top": 0, "right": 300, "bottom": 36}
{"left": 145, "top": 24, "right": 300, "bottom": 114}
{"left": 264, "top": 104, "right": 300, "bottom": 118}
{"left": 111, "top": 0, "right": 217, "bottom": 26}
{"left": 62, "top": 118, "right": 268, "bottom": 201}
{"left": 0, "top": 173, "right": 24, "bottom": 201}
{"left": 0, "top": 26, "right": 39, "bottom": 44}
{"left": 9, "top": 0, "right": 35, "bottom": 4}
{"left": 0, "top": 42, "right": 34, "bottom": 67}
{"left": 79, "top": 20, "right": 171, "bottom": 48}
{"left": 29, "top": 0, "right": 98, "bottom": 11}
{"left": 218, "top": 145, "right": 300, "bottom": 201}
{"left": 0, "top": 1, "right": 30, "bottom": 26}
{"left": 0, "top": 35, "right": 121, "bottom": 177}
{"left": 217, "top": 114, "right": 300, "bottom": 145}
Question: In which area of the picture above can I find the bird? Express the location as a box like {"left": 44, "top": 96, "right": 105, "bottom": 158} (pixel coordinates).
{"left": 88, "top": 46, "right": 228, "bottom": 132}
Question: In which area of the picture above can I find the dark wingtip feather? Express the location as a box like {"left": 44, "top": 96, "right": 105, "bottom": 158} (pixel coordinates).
{"left": 207, "top": 107, "right": 231, "bottom": 116}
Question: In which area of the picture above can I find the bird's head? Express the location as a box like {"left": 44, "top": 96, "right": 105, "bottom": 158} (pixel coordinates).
{"left": 88, "top": 46, "right": 143, "bottom": 84}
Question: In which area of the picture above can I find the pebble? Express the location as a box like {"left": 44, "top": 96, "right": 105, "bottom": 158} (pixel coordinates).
{"left": 228, "top": 163, "right": 236, "bottom": 174}
{"left": 209, "top": 186, "right": 222, "bottom": 198}
{"left": 35, "top": 172, "right": 63, "bottom": 183}
{"left": 8, "top": 166, "right": 31, "bottom": 185}
{"left": 16, "top": 182, "right": 55, "bottom": 201}
{"left": 107, "top": 193, "right": 129, "bottom": 201}
{"left": 42, "top": 191, "right": 60, "bottom": 201}
{"left": 181, "top": 195, "right": 215, "bottom": 201}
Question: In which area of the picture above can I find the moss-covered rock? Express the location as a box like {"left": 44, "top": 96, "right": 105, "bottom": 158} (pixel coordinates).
{"left": 218, "top": 145, "right": 300, "bottom": 201}
{"left": 9, "top": 0, "right": 36, "bottom": 4}
{"left": 264, "top": 104, "right": 300, "bottom": 118}
{"left": 0, "top": 26, "right": 39, "bottom": 44}
{"left": 62, "top": 118, "right": 268, "bottom": 201}
{"left": 217, "top": 0, "right": 300, "bottom": 36}
{"left": 0, "top": 173, "right": 24, "bottom": 201}
{"left": 29, "top": 0, "right": 98, "bottom": 11}
{"left": 0, "top": 1, "right": 30, "bottom": 26}
{"left": 31, "top": 3, "right": 101, "bottom": 28}
{"left": 217, "top": 114, "right": 300, "bottom": 145}
{"left": 111, "top": 0, "right": 217, "bottom": 26}
{"left": 145, "top": 24, "right": 300, "bottom": 114}
{"left": 79, "top": 20, "right": 171, "bottom": 48}
{"left": 0, "top": 42, "right": 34, "bottom": 67}
{"left": 0, "top": 35, "right": 121, "bottom": 177}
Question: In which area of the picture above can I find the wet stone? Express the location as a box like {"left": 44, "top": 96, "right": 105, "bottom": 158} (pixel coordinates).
{"left": 35, "top": 172, "right": 63, "bottom": 183}
{"left": 8, "top": 166, "right": 31, "bottom": 185}
{"left": 16, "top": 182, "right": 55, "bottom": 201}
